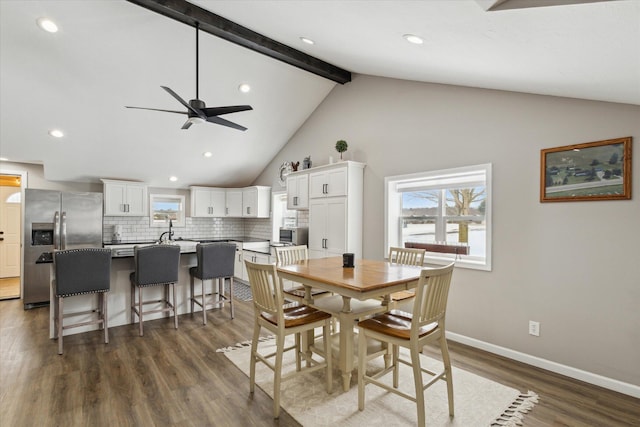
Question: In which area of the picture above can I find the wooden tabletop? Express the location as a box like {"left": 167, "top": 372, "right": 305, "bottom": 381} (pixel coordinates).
{"left": 277, "top": 256, "right": 423, "bottom": 295}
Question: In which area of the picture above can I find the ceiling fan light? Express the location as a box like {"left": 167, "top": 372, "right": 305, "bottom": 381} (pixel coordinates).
{"left": 188, "top": 117, "right": 205, "bottom": 125}
{"left": 48, "top": 129, "right": 64, "bottom": 138}
{"left": 300, "top": 37, "right": 315, "bottom": 45}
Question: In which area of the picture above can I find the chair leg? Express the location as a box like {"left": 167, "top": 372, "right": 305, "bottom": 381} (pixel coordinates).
{"left": 295, "top": 332, "right": 302, "bottom": 372}
{"left": 138, "top": 286, "right": 144, "bottom": 337}
{"left": 249, "top": 319, "right": 260, "bottom": 394}
{"left": 130, "top": 282, "right": 135, "bottom": 324}
{"left": 202, "top": 279, "right": 207, "bottom": 325}
{"left": 357, "top": 327, "right": 367, "bottom": 411}
{"left": 189, "top": 274, "right": 195, "bottom": 314}
{"left": 441, "top": 336, "right": 455, "bottom": 418}
{"left": 229, "top": 277, "right": 234, "bottom": 319}
{"left": 393, "top": 344, "right": 399, "bottom": 388}
{"left": 324, "top": 319, "right": 332, "bottom": 394}
{"left": 57, "top": 296, "right": 64, "bottom": 355}
{"left": 103, "top": 292, "right": 109, "bottom": 344}
{"left": 273, "top": 333, "right": 285, "bottom": 419}
{"left": 172, "top": 283, "right": 178, "bottom": 330}
{"left": 411, "top": 345, "right": 426, "bottom": 427}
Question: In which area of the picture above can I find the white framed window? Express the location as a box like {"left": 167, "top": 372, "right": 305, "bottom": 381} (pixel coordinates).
{"left": 385, "top": 163, "right": 492, "bottom": 271}
{"left": 149, "top": 194, "right": 185, "bottom": 227}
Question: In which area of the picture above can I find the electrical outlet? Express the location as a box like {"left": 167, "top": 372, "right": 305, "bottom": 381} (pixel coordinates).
{"left": 529, "top": 320, "right": 540, "bottom": 336}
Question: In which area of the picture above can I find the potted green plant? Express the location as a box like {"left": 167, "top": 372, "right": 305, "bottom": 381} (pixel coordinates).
{"left": 335, "top": 140, "right": 348, "bottom": 160}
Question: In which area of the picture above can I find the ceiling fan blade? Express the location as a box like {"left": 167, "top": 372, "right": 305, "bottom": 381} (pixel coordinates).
{"left": 206, "top": 115, "right": 248, "bottom": 131}
{"left": 201, "top": 105, "right": 253, "bottom": 116}
{"left": 125, "top": 106, "right": 186, "bottom": 115}
{"left": 181, "top": 120, "right": 193, "bottom": 130}
{"left": 160, "top": 86, "right": 205, "bottom": 118}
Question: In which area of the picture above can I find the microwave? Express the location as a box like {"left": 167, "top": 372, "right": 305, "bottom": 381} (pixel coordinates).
{"left": 279, "top": 227, "right": 308, "bottom": 246}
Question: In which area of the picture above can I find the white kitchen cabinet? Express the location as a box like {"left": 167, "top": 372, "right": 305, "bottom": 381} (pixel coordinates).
{"left": 225, "top": 189, "right": 243, "bottom": 217}
{"left": 309, "top": 165, "right": 348, "bottom": 198}
{"left": 190, "top": 186, "right": 226, "bottom": 217}
{"left": 233, "top": 243, "right": 244, "bottom": 281}
{"left": 240, "top": 250, "right": 271, "bottom": 281}
{"left": 242, "top": 186, "right": 271, "bottom": 218}
{"left": 101, "top": 179, "right": 147, "bottom": 216}
{"left": 286, "top": 173, "right": 309, "bottom": 210}
{"left": 307, "top": 161, "right": 365, "bottom": 259}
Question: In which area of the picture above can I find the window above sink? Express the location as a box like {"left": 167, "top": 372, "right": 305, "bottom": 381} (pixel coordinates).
{"left": 149, "top": 194, "right": 186, "bottom": 228}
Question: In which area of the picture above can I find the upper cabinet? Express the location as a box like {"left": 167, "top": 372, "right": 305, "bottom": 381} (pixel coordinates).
{"left": 286, "top": 173, "right": 309, "bottom": 210}
{"left": 190, "top": 186, "right": 270, "bottom": 218}
{"left": 309, "top": 165, "right": 348, "bottom": 198}
{"left": 102, "top": 179, "right": 147, "bottom": 216}
{"left": 242, "top": 186, "right": 271, "bottom": 218}
{"left": 190, "top": 186, "right": 226, "bottom": 217}
{"left": 225, "top": 189, "right": 243, "bottom": 217}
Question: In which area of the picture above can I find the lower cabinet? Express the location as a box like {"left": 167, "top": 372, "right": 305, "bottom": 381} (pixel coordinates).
{"left": 238, "top": 250, "right": 271, "bottom": 281}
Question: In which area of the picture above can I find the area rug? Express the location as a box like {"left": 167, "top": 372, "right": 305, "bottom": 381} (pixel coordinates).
{"left": 219, "top": 337, "right": 538, "bottom": 426}
{"left": 225, "top": 279, "right": 252, "bottom": 301}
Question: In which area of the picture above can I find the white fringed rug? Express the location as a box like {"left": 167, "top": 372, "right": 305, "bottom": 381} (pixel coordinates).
{"left": 219, "top": 337, "right": 538, "bottom": 426}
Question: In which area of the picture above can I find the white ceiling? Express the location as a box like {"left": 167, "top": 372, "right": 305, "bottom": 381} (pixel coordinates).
{"left": 1, "top": 0, "right": 638, "bottom": 188}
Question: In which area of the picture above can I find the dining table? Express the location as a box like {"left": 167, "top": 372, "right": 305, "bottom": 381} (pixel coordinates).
{"left": 277, "top": 256, "right": 423, "bottom": 391}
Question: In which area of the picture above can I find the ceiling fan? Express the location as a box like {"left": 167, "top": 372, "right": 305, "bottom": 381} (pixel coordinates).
{"left": 126, "top": 23, "right": 252, "bottom": 131}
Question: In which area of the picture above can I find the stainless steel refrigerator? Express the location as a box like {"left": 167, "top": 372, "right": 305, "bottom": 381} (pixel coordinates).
{"left": 23, "top": 189, "right": 103, "bottom": 309}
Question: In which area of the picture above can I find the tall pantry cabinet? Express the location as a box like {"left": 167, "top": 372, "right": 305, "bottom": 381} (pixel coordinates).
{"left": 307, "top": 161, "right": 365, "bottom": 259}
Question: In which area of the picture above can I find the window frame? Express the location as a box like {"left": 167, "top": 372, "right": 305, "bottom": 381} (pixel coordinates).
{"left": 149, "top": 194, "right": 186, "bottom": 228}
{"left": 384, "top": 163, "right": 492, "bottom": 271}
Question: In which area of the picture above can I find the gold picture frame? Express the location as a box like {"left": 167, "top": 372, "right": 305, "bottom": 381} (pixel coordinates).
{"left": 540, "top": 136, "right": 632, "bottom": 202}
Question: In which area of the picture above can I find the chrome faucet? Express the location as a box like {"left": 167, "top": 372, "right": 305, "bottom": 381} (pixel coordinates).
{"left": 158, "top": 219, "right": 174, "bottom": 243}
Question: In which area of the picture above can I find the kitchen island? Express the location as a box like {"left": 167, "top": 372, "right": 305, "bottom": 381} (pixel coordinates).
{"left": 48, "top": 237, "right": 271, "bottom": 338}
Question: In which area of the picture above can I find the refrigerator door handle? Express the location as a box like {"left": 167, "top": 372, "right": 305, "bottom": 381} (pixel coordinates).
{"left": 60, "top": 211, "right": 67, "bottom": 250}
{"left": 54, "top": 211, "right": 61, "bottom": 249}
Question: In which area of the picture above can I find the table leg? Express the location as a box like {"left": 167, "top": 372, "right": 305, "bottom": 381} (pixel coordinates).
{"left": 302, "top": 285, "right": 314, "bottom": 367}
{"left": 339, "top": 296, "right": 354, "bottom": 391}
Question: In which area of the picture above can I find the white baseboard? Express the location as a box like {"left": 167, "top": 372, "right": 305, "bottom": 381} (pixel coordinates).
{"left": 446, "top": 332, "right": 640, "bottom": 399}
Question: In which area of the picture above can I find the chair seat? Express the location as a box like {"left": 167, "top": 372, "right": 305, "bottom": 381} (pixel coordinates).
{"left": 358, "top": 310, "right": 438, "bottom": 340}
{"left": 390, "top": 290, "right": 415, "bottom": 301}
{"left": 261, "top": 304, "right": 332, "bottom": 328}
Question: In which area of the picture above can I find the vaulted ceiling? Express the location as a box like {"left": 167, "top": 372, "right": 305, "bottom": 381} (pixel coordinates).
{"left": 1, "top": 0, "right": 638, "bottom": 188}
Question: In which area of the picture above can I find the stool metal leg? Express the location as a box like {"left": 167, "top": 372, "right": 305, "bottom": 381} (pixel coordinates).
{"left": 103, "top": 292, "right": 109, "bottom": 344}
{"left": 172, "top": 283, "right": 178, "bottom": 329}
{"left": 57, "top": 296, "right": 64, "bottom": 355}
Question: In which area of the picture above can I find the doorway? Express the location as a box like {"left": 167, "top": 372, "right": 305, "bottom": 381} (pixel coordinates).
{"left": 0, "top": 173, "right": 23, "bottom": 300}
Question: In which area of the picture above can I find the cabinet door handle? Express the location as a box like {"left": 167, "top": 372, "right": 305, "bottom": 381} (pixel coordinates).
{"left": 226, "top": 207, "right": 229, "bottom": 215}
{"left": 293, "top": 196, "right": 298, "bottom": 206}
{"left": 125, "top": 204, "right": 130, "bottom": 213}
{"left": 246, "top": 207, "right": 250, "bottom": 215}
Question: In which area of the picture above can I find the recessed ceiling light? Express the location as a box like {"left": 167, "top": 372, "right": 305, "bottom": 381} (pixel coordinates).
{"left": 300, "top": 37, "right": 315, "bottom": 45}
{"left": 0, "top": 157, "right": 8, "bottom": 161}
{"left": 403, "top": 34, "right": 423, "bottom": 45}
{"left": 203, "top": 151, "right": 213, "bottom": 158}
{"left": 169, "top": 176, "right": 178, "bottom": 182}
{"left": 238, "top": 83, "right": 251, "bottom": 93}
{"left": 48, "top": 129, "right": 64, "bottom": 138}
{"left": 37, "top": 18, "right": 59, "bottom": 33}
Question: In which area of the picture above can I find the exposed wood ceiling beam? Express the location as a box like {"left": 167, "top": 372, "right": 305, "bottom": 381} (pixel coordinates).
{"left": 126, "top": 0, "right": 351, "bottom": 84}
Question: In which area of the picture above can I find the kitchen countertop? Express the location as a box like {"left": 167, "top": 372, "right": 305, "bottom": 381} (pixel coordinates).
{"left": 104, "top": 236, "right": 272, "bottom": 258}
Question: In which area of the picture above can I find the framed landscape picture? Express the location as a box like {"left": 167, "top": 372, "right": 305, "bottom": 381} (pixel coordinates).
{"left": 540, "top": 136, "right": 632, "bottom": 202}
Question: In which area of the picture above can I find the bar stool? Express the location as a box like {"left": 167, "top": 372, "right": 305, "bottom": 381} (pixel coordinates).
{"left": 130, "top": 244, "right": 180, "bottom": 336}
{"left": 53, "top": 248, "right": 112, "bottom": 355}
{"left": 189, "top": 242, "right": 236, "bottom": 324}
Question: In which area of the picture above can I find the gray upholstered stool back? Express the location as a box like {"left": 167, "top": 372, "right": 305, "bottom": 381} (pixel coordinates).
{"left": 132, "top": 244, "right": 180, "bottom": 286}
{"left": 191, "top": 242, "right": 236, "bottom": 280}
{"left": 54, "top": 248, "right": 112, "bottom": 297}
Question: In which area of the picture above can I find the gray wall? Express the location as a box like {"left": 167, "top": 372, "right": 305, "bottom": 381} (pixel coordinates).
{"left": 254, "top": 74, "right": 640, "bottom": 388}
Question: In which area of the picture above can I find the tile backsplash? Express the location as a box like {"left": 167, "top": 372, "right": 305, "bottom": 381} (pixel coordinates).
{"left": 103, "top": 216, "right": 272, "bottom": 243}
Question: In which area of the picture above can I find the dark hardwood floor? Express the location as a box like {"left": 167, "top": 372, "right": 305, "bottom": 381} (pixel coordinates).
{"left": 0, "top": 297, "right": 638, "bottom": 426}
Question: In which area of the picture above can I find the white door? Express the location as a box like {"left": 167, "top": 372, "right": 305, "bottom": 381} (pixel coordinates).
{"left": 0, "top": 186, "right": 21, "bottom": 278}
{"left": 325, "top": 198, "right": 347, "bottom": 255}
